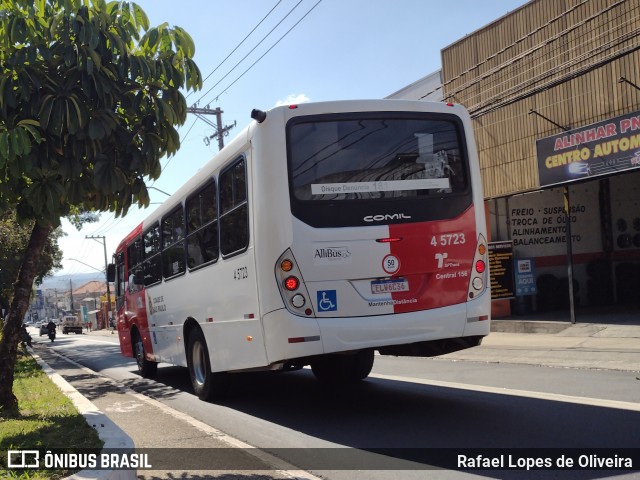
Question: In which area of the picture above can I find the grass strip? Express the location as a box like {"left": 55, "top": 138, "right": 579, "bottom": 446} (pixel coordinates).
{"left": 0, "top": 343, "right": 103, "bottom": 479}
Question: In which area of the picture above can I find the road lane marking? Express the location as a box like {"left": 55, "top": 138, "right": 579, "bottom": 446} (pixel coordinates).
{"left": 371, "top": 373, "right": 640, "bottom": 412}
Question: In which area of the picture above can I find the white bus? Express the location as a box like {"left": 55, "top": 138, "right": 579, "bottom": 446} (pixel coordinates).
{"left": 109, "top": 99, "right": 490, "bottom": 401}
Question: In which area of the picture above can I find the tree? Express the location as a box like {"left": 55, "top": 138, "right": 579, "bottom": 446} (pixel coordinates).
{"left": 0, "top": 0, "right": 202, "bottom": 414}
{"left": 0, "top": 211, "right": 63, "bottom": 313}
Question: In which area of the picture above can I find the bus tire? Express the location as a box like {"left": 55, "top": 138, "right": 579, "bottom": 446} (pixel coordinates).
{"left": 134, "top": 332, "right": 157, "bottom": 378}
{"left": 187, "top": 328, "right": 228, "bottom": 401}
{"left": 311, "top": 349, "right": 374, "bottom": 384}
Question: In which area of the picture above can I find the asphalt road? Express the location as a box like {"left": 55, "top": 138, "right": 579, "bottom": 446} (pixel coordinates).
{"left": 29, "top": 328, "right": 640, "bottom": 480}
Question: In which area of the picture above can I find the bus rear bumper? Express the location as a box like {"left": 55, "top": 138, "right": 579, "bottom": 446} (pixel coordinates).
{"left": 263, "top": 297, "right": 490, "bottom": 363}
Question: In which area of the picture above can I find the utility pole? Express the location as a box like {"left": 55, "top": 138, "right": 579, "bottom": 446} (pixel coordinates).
{"left": 85, "top": 235, "right": 112, "bottom": 330}
{"left": 186, "top": 105, "right": 236, "bottom": 151}
{"left": 69, "top": 279, "right": 74, "bottom": 313}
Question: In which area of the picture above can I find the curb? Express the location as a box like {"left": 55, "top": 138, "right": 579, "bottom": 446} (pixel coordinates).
{"left": 29, "top": 347, "right": 136, "bottom": 480}
{"left": 490, "top": 319, "right": 570, "bottom": 334}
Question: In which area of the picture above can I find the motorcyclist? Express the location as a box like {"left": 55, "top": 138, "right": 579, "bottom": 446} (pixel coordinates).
{"left": 47, "top": 319, "right": 57, "bottom": 339}
{"left": 20, "top": 324, "right": 32, "bottom": 348}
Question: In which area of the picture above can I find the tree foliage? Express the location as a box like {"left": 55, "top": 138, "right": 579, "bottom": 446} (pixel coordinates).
{"left": 0, "top": 0, "right": 202, "bottom": 414}
{"left": 0, "top": 0, "right": 202, "bottom": 223}
{"left": 0, "top": 211, "right": 63, "bottom": 312}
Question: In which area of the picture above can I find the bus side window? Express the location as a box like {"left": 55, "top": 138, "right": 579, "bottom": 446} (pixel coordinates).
{"left": 115, "top": 252, "right": 125, "bottom": 311}
{"left": 143, "top": 223, "right": 162, "bottom": 286}
{"left": 219, "top": 157, "right": 249, "bottom": 257}
{"left": 162, "top": 206, "right": 186, "bottom": 279}
{"left": 127, "top": 237, "right": 143, "bottom": 293}
{"left": 186, "top": 179, "right": 219, "bottom": 269}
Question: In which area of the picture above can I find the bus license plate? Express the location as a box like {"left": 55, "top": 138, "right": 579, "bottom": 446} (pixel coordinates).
{"left": 371, "top": 278, "right": 409, "bottom": 294}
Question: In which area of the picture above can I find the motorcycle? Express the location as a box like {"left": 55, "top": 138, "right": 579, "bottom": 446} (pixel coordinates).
{"left": 48, "top": 327, "right": 56, "bottom": 342}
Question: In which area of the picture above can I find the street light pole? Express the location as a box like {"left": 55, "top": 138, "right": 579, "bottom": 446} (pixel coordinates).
{"left": 85, "top": 235, "right": 112, "bottom": 330}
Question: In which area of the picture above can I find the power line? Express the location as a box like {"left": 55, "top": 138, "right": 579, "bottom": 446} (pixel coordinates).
{"left": 195, "top": 0, "right": 307, "bottom": 106}
{"left": 188, "top": 1, "right": 283, "bottom": 102}
{"left": 159, "top": 1, "right": 322, "bottom": 193}
{"left": 206, "top": 0, "right": 323, "bottom": 103}
{"left": 438, "top": 2, "right": 638, "bottom": 116}
{"left": 443, "top": 1, "right": 635, "bottom": 110}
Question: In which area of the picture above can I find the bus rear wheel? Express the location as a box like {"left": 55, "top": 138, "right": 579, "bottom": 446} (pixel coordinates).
{"left": 133, "top": 333, "right": 157, "bottom": 378}
{"left": 311, "top": 349, "right": 374, "bottom": 384}
{"left": 187, "top": 328, "right": 228, "bottom": 401}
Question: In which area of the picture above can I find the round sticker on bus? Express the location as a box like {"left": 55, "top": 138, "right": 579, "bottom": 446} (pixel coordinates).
{"left": 382, "top": 254, "right": 401, "bottom": 274}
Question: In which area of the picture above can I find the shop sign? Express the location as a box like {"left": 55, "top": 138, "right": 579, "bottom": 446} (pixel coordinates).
{"left": 536, "top": 110, "right": 640, "bottom": 187}
{"left": 488, "top": 241, "right": 515, "bottom": 300}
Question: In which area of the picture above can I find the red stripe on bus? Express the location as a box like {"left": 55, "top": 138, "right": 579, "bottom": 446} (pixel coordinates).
{"left": 388, "top": 206, "right": 477, "bottom": 313}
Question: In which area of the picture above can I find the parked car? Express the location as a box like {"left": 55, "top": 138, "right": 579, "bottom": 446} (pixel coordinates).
{"left": 39, "top": 322, "right": 49, "bottom": 336}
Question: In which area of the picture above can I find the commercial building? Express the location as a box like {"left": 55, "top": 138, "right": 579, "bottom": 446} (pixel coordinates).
{"left": 392, "top": 0, "right": 640, "bottom": 317}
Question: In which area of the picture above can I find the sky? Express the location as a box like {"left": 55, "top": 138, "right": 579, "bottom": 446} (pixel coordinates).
{"left": 56, "top": 0, "right": 528, "bottom": 277}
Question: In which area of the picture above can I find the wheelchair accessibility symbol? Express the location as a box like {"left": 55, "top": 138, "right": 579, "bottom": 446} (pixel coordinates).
{"left": 317, "top": 290, "right": 337, "bottom": 312}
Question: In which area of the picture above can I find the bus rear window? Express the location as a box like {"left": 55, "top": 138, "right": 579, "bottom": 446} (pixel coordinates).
{"left": 288, "top": 115, "right": 468, "bottom": 201}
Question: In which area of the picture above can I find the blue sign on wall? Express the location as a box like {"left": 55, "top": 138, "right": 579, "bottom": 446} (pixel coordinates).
{"left": 515, "top": 258, "right": 537, "bottom": 296}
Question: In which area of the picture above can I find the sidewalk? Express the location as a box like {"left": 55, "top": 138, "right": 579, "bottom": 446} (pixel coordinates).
{"left": 440, "top": 306, "right": 640, "bottom": 371}
{"left": 32, "top": 343, "right": 316, "bottom": 480}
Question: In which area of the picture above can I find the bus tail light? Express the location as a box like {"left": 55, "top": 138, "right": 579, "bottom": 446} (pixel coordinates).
{"left": 275, "top": 249, "right": 315, "bottom": 316}
{"left": 291, "top": 294, "right": 305, "bottom": 308}
{"left": 468, "top": 234, "right": 488, "bottom": 299}
{"left": 284, "top": 276, "right": 300, "bottom": 291}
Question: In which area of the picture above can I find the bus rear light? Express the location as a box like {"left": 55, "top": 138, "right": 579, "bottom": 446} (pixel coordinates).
{"left": 276, "top": 249, "right": 315, "bottom": 317}
{"left": 288, "top": 335, "right": 320, "bottom": 343}
{"left": 468, "top": 234, "right": 488, "bottom": 299}
{"left": 280, "top": 259, "right": 294, "bottom": 272}
{"left": 376, "top": 237, "right": 403, "bottom": 243}
{"left": 284, "top": 276, "right": 300, "bottom": 291}
{"left": 291, "top": 294, "right": 306, "bottom": 308}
